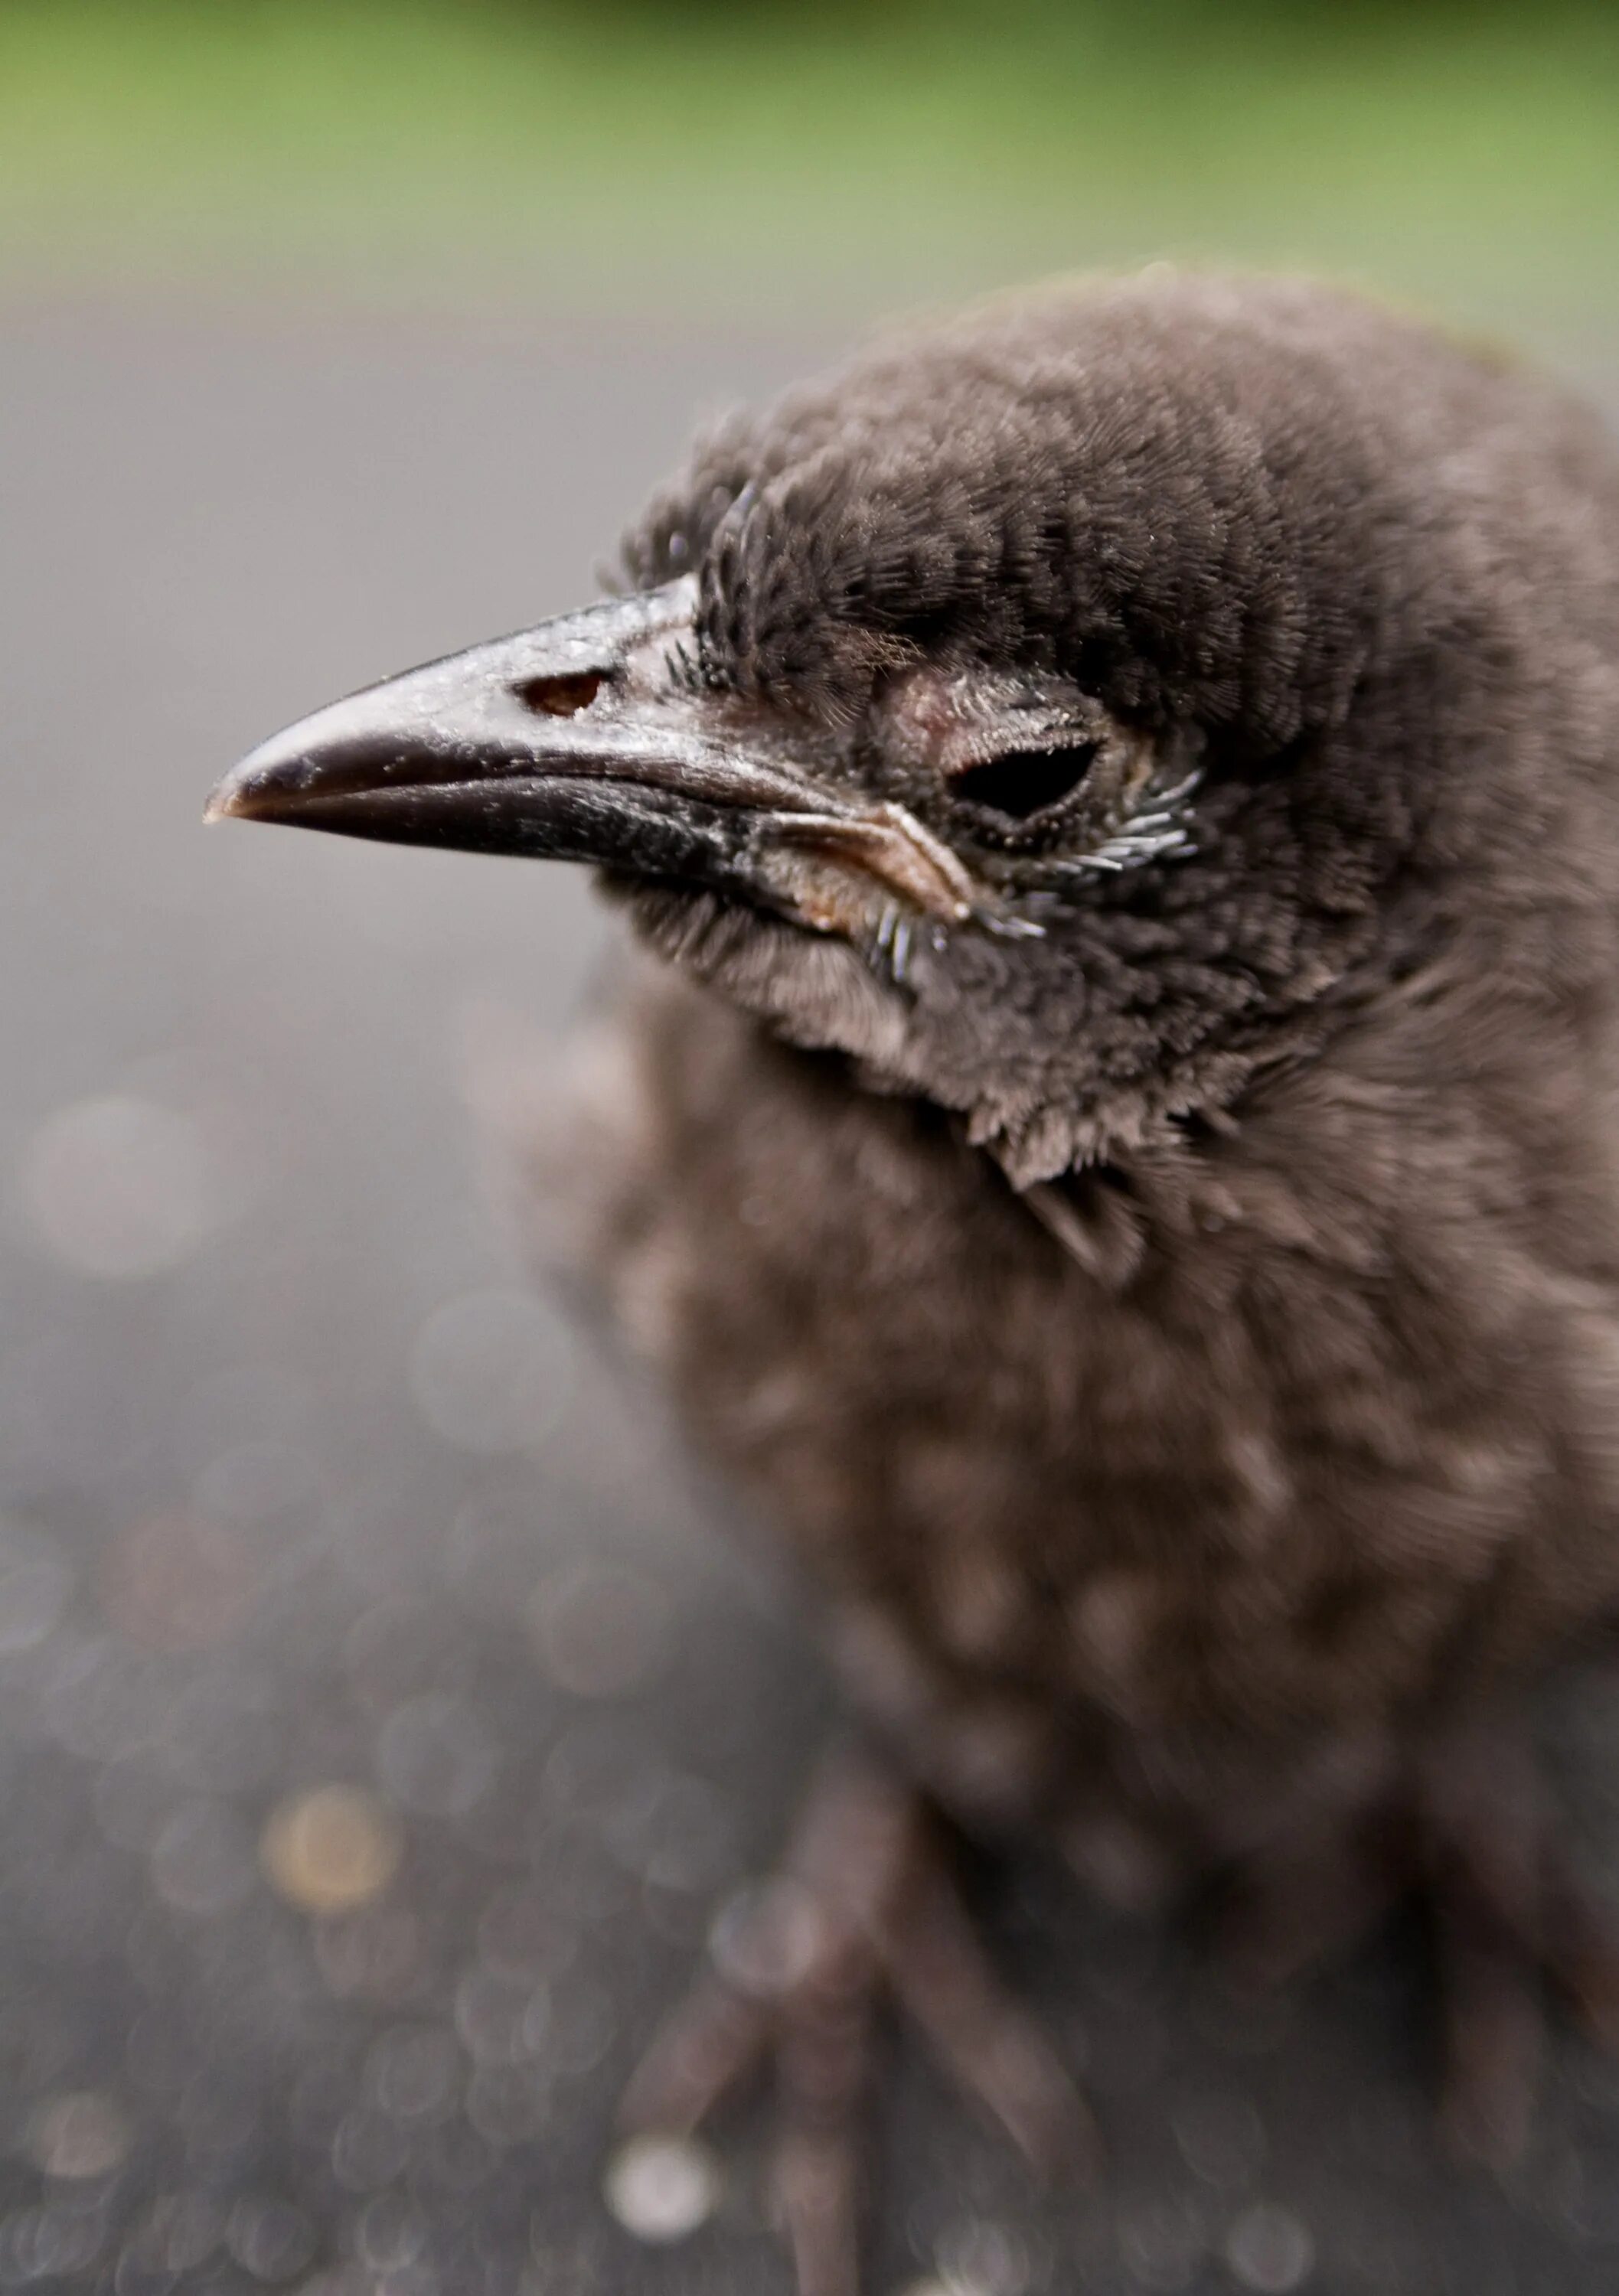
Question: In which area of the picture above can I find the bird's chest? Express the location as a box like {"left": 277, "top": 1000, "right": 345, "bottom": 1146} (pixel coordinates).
{"left": 560, "top": 974, "right": 1562, "bottom": 1844}
{"left": 567, "top": 982, "right": 1350, "bottom": 1804}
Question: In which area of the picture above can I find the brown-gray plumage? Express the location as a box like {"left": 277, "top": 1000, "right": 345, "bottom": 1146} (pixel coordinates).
{"left": 211, "top": 272, "right": 1619, "bottom": 2294}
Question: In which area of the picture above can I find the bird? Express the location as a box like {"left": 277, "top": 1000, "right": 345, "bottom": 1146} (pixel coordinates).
{"left": 210, "top": 269, "right": 1619, "bottom": 2296}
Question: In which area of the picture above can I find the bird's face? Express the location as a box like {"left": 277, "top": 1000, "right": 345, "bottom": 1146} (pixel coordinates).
{"left": 211, "top": 276, "right": 1526, "bottom": 1179}
{"left": 205, "top": 562, "right": 1219, "bottom": 1176}
{"left": 208, "top": 576, "right": 1193, "bottom": 938}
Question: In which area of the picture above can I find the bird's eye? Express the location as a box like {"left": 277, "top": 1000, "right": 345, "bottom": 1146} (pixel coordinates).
{"left": 950, "top": 742, "right": 1097, "bottom": 821}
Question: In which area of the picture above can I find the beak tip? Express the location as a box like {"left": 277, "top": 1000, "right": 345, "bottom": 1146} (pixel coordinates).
{"left": 203, "top": 775, "right": 248, "bottom": 826}
{"left": 207, "top": 741, "right": 291, "bottom": 825}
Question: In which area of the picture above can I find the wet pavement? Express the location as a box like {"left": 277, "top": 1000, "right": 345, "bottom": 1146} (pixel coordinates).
{"left": 4, "top": 297, "right": 1619, "bottom": 2296}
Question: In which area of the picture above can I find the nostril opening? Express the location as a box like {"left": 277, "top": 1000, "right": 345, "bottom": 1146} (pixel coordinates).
{"left": 513, "top": 669, "right": 606, "bottom": 718}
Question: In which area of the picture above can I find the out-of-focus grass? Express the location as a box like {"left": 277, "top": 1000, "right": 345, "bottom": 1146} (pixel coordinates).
{"left": 1, "top": 2, "right": 1616, "bottom": 344}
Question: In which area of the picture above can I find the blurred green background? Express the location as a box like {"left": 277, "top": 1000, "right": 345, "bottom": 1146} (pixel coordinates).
{"left": 2, "top": 0, "right": 1616, "bottom": 355}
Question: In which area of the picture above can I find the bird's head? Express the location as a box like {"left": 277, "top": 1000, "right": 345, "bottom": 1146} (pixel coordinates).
{"left": 210, "top": 272, "right": 1602, "bottom": 1180}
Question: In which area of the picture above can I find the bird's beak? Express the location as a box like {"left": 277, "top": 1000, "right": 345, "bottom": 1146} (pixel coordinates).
{"left": 206, "top": 577, "right": 975, "bottom": 936}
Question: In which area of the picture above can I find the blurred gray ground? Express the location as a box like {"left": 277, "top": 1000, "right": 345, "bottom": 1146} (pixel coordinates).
{"left": 4, "top": 300, "right": 1619, "bottom": 2296}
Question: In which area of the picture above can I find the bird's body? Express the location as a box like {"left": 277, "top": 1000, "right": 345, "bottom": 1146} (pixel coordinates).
{"left": 570, "top": 912, "right": 1619, "bottom": 1883}
{"left": 563, "top": 275, "right": 1619, "bottom": 1873}
{"left": 214, "top": 271, "right": 1619, "bottom": 2289}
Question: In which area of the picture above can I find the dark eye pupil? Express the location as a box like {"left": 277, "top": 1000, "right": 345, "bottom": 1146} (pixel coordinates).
{"left": 951, "top": 742, "right": 1097, "bottom": 820}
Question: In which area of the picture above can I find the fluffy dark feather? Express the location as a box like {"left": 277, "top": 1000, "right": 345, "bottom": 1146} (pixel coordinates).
{"left": 565, "top": 276, "right": 1619, "bottom": 2172}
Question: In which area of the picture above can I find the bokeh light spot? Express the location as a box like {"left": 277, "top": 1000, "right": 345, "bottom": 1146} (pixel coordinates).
{"left": 18, "top": 1094, "right": 224, "bottom": 1280}
{"left": 527, "top": 1563, "right": 668, "bottom": 1699}
{"left": 603, "top": 2134, "right": 720, "bottom": 2244}
{"left": 261, "top": 1786, "right": 404, "bottom": 1914}
{"left": 1224, "top": 2203, "right": 1316, "bottom": 2293}
{"left": 935, "top": 2217, "right": 1031, "bottom": 2296}
{"left": 375, "top": 1692, "right": 498, "bottom": 1818}
{"left": 101, "top": 1512, "right": 256, "bottom": 1651}
{"left": 29, "top": 2089, "right": 132, "bottom": 2180}
{"left": 1115, "top": 2193, "right": 1206, "bottom": 2291}
{"left": 364, "top": 2024, "right": 460, "bottom": 2123}
{"left": 225, "top": 2197, "right": 317, "bottom": 2284}
{"left": 353, "top": 2191, "right": 429, "bottom": 2273}
{"left": 408, "top": 1289, "right": 573, "bottom": 1454}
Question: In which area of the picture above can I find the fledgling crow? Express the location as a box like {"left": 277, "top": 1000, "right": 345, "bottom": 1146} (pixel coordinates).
{"left": 211, "top": 272, "right": 1619, "bottom": 2295}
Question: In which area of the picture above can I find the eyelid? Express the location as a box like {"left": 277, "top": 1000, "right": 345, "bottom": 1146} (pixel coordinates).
{"left": 941, "top": 716, "right": 1101, "bottom": 778}
{"left": 876, "top": 667, "right": 1105, "bottom": 775}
